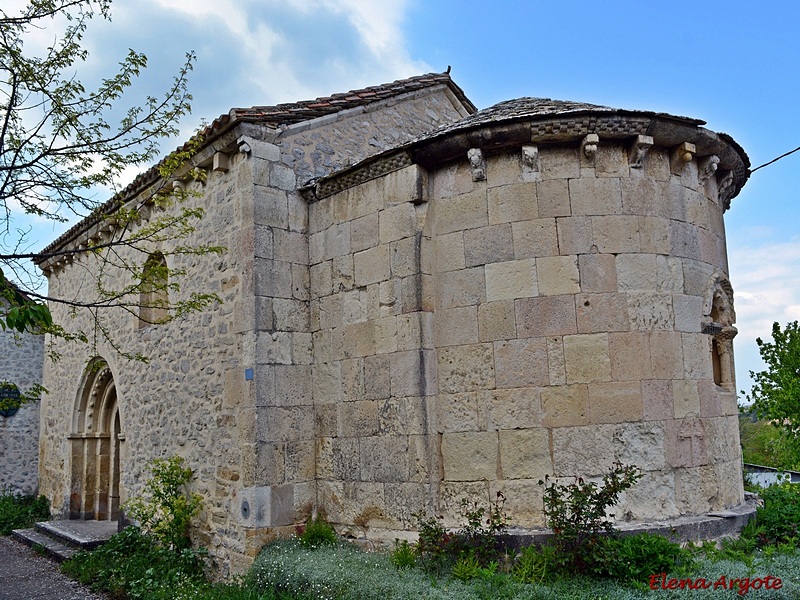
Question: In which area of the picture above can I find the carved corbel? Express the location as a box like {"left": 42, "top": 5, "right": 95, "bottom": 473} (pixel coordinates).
{"left": 237, "top": 137, "right": 252, "bottom": 155}
{"left": 717, "top": 170, "right": 735, "bottom": 210}
{"left": 628, "top": 135, "right": 654, "bottom": 169}
{"left": 670, "top": 142, "right": 696, "bottom": 175}
{"left": 580, "top": 134, "right": 599, "bottom": 161}
{"left": 521, "top": 145, "right": 539, "bottom": 180}
{"left": 467, "top": 148, "right": 486, "bottom": 182}
{"left": 212, "top": 151, "right": 230, "bottom": 172}
{"left": 698, "top": 155, "right": 720, "bottom": 182}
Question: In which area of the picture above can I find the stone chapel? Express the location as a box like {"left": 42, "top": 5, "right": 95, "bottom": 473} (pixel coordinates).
{"left": 34, "top": 72, "right": 750, "bottom": 574}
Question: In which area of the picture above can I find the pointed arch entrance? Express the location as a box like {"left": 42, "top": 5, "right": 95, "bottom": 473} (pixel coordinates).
{"left": 69, "top": 358, "right": 123, "bottom": 520}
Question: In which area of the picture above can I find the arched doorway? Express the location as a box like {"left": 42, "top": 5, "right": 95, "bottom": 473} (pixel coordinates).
{"left": 69, "top": 358, "right": 123, "bottom": 520}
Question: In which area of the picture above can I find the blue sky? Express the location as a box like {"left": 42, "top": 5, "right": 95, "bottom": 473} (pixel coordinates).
{"left": 8, "top": 0, "right": 800, "bottom": 397}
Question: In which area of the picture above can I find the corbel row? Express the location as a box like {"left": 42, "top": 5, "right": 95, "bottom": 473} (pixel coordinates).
{"left": 465, "top": 135, "right": 735, "bottom": 207}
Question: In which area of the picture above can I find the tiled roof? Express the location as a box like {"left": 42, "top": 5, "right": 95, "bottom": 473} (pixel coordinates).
{"left": 419, "top": 97, "right": 704, "bottom": 142}
{"left": 39, "top": 72, "right": 474, "bottom": 258}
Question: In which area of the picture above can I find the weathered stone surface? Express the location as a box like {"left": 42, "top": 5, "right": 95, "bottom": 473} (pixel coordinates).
{"left": 435, "top": 188, "right": 488, "bottom": 235}
{"left": 542, "top": 384, "right": 589, "bottom": 428}
{"left": 436, "top": 267, "right": 486, "bottom": 309}
{"left": 487, "top": 182, "right": 538, "bottom": 224}
{"left": 437, "top": 344, "right": 495, "bottom": 393}
{"left": 442, "top": 432, "right": 498, "bottom": 481}
{"left": 494, "top": 338, "right": 548, "bottom": 388}
{"left": 577, "top": 293, "right": 630, "bottom": 334}
{"left": 537, "top": 256, "right": 579, "bottom": 296}
{"left": 512, "top": 218, "right": 559, "bottom": 259}
{"left": 516, "top": 296, "right": 577, "bottom": 338}
{"left": 563, "top": 333, "right": 611, "bottom": 384}
{"left": 569, "top": 177, "right": 623, "bottom": 216}
{"left": 464, "top": 224, "right": 514, "bottom": 266}
{"left": 435, "top": 306, "right": 479, "bottom": 347}
{"left": 499, "top": 429, "right": 551, "bottom": 480}
{"left": 478, "top": 300, "right": 516, "bottom": 341}
{"left": 485, "top": 259, "right": 538, "bottom": 301}
{"left": 588, "top": 381, "right": 643, "bottom": 424}
{"left": 488, "top": 388, "right": 542, "bottom": 430}
{"left": 578, "top": 254, "right": 617, "bottom": 293}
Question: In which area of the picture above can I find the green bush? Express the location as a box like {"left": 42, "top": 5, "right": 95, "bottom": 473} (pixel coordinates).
{"left": 512, "top": 544, "right": 553, "bottom": 584}
{"left": 299, "top": 514, "right": 338, "bottom": 548}
{"left": 540, "top": 462, "right": 641, "bottom": 575}
{"left": 62, "top": 526, "right": 208, "bottom": 600}
{"left": 743, "top": 482, "right": 800, "bottom": 547}
{"left": 0, "top": 491, "right": 50, "bottom": 535}
{"left": 124, "top": 456, "right": 202, "bottom": 551}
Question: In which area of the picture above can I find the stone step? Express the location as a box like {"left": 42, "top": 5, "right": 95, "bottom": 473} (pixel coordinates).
{"left": 11, "top": 528, "right": 79, "bottom": 562}
{"left": 11, "top": 520, "right": 119, "bottom": 563}
{"left": 35, "top": 520, "right": 118, "bottom": 550}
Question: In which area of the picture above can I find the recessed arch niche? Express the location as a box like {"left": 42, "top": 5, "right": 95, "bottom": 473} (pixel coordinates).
{"left": 69, "top": 357, "right": 123, "bottom": 520}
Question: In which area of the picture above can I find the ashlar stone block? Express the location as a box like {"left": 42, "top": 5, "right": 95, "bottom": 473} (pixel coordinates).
{"left": 485, "top": 258, "right": 538, "bottom": 301}
{"left": 539, "top": 146, "right": 579, "bottom": 180}
{"left": 437, "top": 343, "right": 495, "bottom": 393}
{"left": 642, "top": 379, "right": 674, "bottom": 421}
{"left": 552, "top": 424, "right": 616, "bottom": 475}
{"left": 478, "top": 300, "right": 516, "bottom": 342}
{"left": 608, "top": 332, "right": 652, "bottom": 381}
{"left": 442, "top": 432, "right": 498, "bottom": 481}
{"left": 537, "top": 179, "right": 571, "bottom": 218}
{"left": 350, "top": 213, "right": 379, "bottom": 253}
{"left": 673, "top": 379, "right": 701, "bottom": 418}
{"left": 542, "top": 384, "right": 589, "bottom": 428}
{"left": 512, "top": 218, "right": 558, "bottom": 259}
{"left": 380, "top": 202, "right": 417, "bottom": 244}
{"left": 556, "top": 216, "right": 594, "bottom": 255}
{"left": 487, "top": 182, "right": 538, "bottom": 224}
{"left": 577, "top": 293, "right": 630, "bottom": 334}
{"left": 516, "top": 295, "right": 577, "bottom": 338}
{"left": 464, "top": 224, "right": 514, "bottom": 266}
{"left": 434, "top": 306, "right": 479, "bottom": 347}
{"left": 569, "top": 177, "right": 623, "bottom": 216}
{"left": 436, "top": 267, "right": 486, "bottom": 309}
{"left": 499, "top": 429, "right": 551, "bottom": 480}
{"left": 588, "top": 381, "right": 643, "bottom": 424}
{"left": 578, "top": 254, "right": 617, "bottom": 293}
{"left": 537, "top": 256, "right": 579, "bottom": 296}
{"left": 592, "top": 216, "right": 640, "bottom": 254}
{"left": 354, "top": 245, "right": 390, "bottom": 287}
{"left": 649, "top": 331, "right": 685, "bottom": 380}
{"left": 436, "top": 392, "right": 482, "bottom": 433}
{"left": 435, "top": 231, "right": 466, "bottom": 272}
{"left": 435, "top": 188, "right": 488, "bottom": 235}
{"left": 488, "top": 388, "right": 543, "bottom": 430}
{"left": 493, "top": 338, "right": 549, "bottom": 389}
{"left": 563, "top": 333, "right": 611, "bottom": 384}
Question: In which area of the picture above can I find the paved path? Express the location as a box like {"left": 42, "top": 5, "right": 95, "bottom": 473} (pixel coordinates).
{"left": 0, "top": 537, "right": 107, "bottom": 600}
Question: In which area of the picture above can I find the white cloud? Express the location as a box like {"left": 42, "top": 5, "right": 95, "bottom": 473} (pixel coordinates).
{"left": 729, "top": 239, "right": 800, "bottom": 397}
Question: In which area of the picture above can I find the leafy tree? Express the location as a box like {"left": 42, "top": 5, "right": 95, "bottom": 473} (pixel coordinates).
{"left": 744, "top": 321, "right": 800, "bottom": 466}
{"left": 0, "top": 1, "right": 222, "bottom": 390}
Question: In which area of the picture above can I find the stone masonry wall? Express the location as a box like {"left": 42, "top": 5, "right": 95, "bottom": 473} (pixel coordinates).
{"left": 429, "top": 141, "right": 742, "bottom": 527}
{"left": 309, "top": 136, "right": 743, "bottom": 536}
{"left": 0, "top": 322, "right": 43, "bottom": 494}
{"left": 40, "top": 147, "right": 256, "bottom": 575}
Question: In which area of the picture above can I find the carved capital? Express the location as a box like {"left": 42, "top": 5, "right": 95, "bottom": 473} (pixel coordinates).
{"left": 467, "top": 148, "right": 486, "bottom": 182}
{"left": 670, "top": 142, "right": 696, "bottom": 175}
{"left": 628, "top": 135, "right": 654, "bottom": 169}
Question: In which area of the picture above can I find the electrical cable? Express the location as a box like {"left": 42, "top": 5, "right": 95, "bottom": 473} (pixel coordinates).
{"left": 751, "top": 145, "right": 800, "bottom": 173}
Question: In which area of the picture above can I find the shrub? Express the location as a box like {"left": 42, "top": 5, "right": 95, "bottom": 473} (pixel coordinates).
{"left": 743, "top": 482, "right": 800, "bottom": 547}
{"left": 455, "top": 492, "right": 509, "bottom": 565}
{"left": 299, "top": 514, "right": 337, "bottom": 548}
{"left": 62, "top": 525, "right": 208, "bottom": 600}
{"left": 540, "top": 462, "right": 641, "bottom": 574}
{"left": 124, "top": 456, "right": 202, "bottom": 551}
{"left": 0, "top": 491, "right": 50, "bottom": 535}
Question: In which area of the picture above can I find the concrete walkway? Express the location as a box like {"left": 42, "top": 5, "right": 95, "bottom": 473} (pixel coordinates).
{"left": 0, "top": 537, "right": 107, "bottom": 600}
